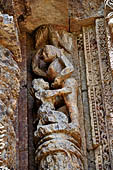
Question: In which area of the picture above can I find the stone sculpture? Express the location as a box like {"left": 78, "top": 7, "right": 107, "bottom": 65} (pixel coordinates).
{"left": 32, "top": 27, "right": 84, "bottom": 169}
{"left": 32, "top": 78, "right": 71, "bottom": 126}
{"left": 32, "top": 44, "right": 74, "bottom": 88}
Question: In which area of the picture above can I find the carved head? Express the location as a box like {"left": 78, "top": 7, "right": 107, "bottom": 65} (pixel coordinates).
{"left": 32, "top": 79, "right": 49, "bottom": 91}
{"left": 35, "top": 25, "right": 49, "bottom": 49}
{"left": 42, "top": 45, "right": 61, "bottom": 62}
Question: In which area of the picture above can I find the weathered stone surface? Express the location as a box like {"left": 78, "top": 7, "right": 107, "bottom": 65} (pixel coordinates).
{"left": 0, "top": 12, "right": 21, "bottom": 62}
{"left": 69, "top": 0, "right": 104, "bottom": 19}
{"left": 32, "top": 77, "right": 83, "bottom": 169}
{"left": 104, "top": 0, "right": 113, "bottom": 75}
{"left": 7, "top": 0, "right": 104, "bottom": 33}
{"left": 69, "top": 0, "right": 104, "bottom": 32}
{"left": 0, "top": 45, "right": 20, "bottom": 169}
{"left": 0, "top": 0, "right": 13, "bottom": 14}
{"left": 18, "top": 0, "right": 68, "bottom": 32}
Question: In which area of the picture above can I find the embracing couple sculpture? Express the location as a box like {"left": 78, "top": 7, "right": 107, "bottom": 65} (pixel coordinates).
{"left": 31, "top": 26, "right": 84, "bottom": 170}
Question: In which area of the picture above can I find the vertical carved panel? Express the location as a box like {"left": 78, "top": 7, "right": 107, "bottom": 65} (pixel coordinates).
{"left": 83, "top": 25, "right": 111, "bottom": 170}
{"left": 77, "top": 34, "right": 95, "bottom": 170}
{"left": 96, "top": 18, "right": 113, "bottom": 169}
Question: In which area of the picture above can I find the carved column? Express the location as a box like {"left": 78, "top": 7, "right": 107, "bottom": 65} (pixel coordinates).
{"left": 0, "top": 13, "right": 21, "bottom": 169}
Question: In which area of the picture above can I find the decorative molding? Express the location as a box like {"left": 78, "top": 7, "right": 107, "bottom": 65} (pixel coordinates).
{"left": 83, "top": 24, "right": 111, "bottom": 170}
{"left": 96, "top": 18, "right": 113, "bottom": 169}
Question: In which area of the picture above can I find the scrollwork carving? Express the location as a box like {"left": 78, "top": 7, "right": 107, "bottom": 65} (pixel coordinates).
{"left": 96, "top": 18, "right": 113, "bottom": 169}
{"left": 83, "top": 24, "right": 111, "bottom": 170}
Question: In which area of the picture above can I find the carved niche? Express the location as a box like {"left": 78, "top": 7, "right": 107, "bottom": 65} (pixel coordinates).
{"left": 31, "top": 25, "right": 84, "bottom": 170}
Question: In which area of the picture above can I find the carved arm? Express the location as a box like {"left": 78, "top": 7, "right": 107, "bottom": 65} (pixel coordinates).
{"left": 44, "top": 87, "right": 72, "bottom": 99}
{"left": 52, "top": 55, "right": 74, "bottom": 87}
